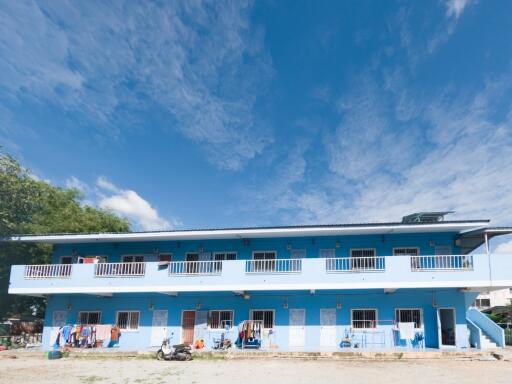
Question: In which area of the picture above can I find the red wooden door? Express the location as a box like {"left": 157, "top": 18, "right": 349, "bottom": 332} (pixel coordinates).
{"left": 181, "top": 311, "right": 196, "bottom": 345}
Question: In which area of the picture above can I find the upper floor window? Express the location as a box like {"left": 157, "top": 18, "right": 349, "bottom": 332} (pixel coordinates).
{"left": 214, "top": 252, "right": 237, "bottom": 261}
{"left": 116, "top": 311, "right": 140, "bottom": 331}
{"left": 393, "top": 248, "right": 419, "bottom": 256}
{"left": 159, "top": 253, "right": 172, "bottom": 262}
{"left": 122, "top": 255, "right": 144, "bottom": 263}
{"left": 209, "top": 310, "right": 234, "bottom": 329}
{"left": 290, "top": 249, "right": 306, "bottom": 259}
{"left": 78, "top": 311, "right": 101, "bottom": 325}
{"left": 351, "top": 309, "right": 377, "bottom": 329}
{"left": 60, "top": 256, "right": 73, "bottom": 264}
{"left": 253, "top": 251, "right": 276, "bottom": 260}
{"left": 320, "top": 249, "right": 335, "bottom": 258}
{"left": 474, "top": 298, "right": 491, "bottom": 308}
{"left": 350, "top": 249, "right": 376, "bottom": 258}
{"left": 395, "top": 309, "right": 422, "bottom": 328}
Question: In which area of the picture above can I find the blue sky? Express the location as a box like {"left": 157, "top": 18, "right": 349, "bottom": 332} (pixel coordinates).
{"left": 1, "top": 0, "right": 512, "bottom": 249}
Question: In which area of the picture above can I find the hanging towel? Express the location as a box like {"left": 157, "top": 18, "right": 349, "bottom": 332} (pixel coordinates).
{"left": 95, "top": 324, "right": 112, "bottom": 341}
{"left": 398, "top": 322, "right": 415, "bottom": 340}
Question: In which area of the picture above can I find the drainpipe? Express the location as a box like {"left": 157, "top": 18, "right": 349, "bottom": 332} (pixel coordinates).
{"left": 485, "top": 232, "right": 492, "bottom": 286}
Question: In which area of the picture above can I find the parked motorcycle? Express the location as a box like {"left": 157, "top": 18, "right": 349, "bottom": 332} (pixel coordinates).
{"left": 156, "top": 333, "right": 192, "bottom": 361}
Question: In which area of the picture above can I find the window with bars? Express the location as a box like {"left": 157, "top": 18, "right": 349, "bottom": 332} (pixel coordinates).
{"left": 320, "top": 249, "right": 336, "bottom": 258}
{"left": 393, "top": 248, "right": 419, "bottom": 256}
{"left": 351, "top": 309, "right": 377, "bottom": 329}
{"left": 350, "top": 249, "right": 376, "bottom": 269}
{"left": 395, "top": 309, "right": 422, "bottom": 328}
{"left": 116, "top": 311, "right": 140, "bottom": 330}
{"left": 253, "top": 251, "right": 276, "bottom": 260}
{"left": 214, "top": 252, "right": 237, "bottom": 261}
{"left": 209, "top": 310, "right": 234, "bottom": 329}
{"left": 290, "top": 249, "right": 306, "bottom": 259}
{"left": 251, "top": 310, "right": 275, "bottom": 329}
{"left": 78, "top": 311, "right": 101, "bottom": 325}
{"left": 122, "top": 255, "right": 144, "bottom": 263}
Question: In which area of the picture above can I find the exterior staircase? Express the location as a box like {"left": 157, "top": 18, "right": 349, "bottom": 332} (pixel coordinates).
{"left": 480, "top": 331, "right": 499, "bottom": 349}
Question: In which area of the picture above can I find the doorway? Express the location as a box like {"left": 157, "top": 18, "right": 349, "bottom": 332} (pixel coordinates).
{"left": 181, "top": 310, "right": 196, "bottom": 345}
{"left": 438, "top": 308, "right": 456, "bottom": 347}
{"left": 289, "top": 309, "right": 305, "bottom": 347}
{"left": 320, "top": 308, "right": 337, "bottom": 347}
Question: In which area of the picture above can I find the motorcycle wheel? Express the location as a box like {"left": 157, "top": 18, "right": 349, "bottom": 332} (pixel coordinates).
{"left": 156, "top": 350, "right": 165, "bottom": 361}
{"left": 185, "top": 352, "right": 192, "bottom": 361}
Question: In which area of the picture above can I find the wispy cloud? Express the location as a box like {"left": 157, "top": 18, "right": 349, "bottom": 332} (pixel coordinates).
{"left": 494, "top": 240, "right": 512, "bottom": 254}
{"left": 65, "top": 175, "right": 178, "bottom": 231}
{"left": 0, "top": 1, "right": 273, "bottom": 170}
{"left": 445, "top": 0, "right": 474, "bottom": 20}
{"left": 245, "top": 72, "right": 512, "bottom": 226}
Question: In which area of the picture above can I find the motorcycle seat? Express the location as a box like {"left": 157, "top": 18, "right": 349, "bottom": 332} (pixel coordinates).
{"left": 173, "top": 343, "right": 191, "bottom": 349}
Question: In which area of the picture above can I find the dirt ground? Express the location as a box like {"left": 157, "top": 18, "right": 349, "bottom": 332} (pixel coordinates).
{"left": 1, "top": 357, "right": 512, "bottom": 384}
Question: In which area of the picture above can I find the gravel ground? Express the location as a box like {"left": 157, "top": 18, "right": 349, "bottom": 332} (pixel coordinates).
{"left": 1, "top": 357, "right": 512, "bottom": 384}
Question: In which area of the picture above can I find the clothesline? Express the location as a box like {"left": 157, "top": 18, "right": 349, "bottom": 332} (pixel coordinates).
{"left": 55, "top": 324, "right": 121, "bottom": 348}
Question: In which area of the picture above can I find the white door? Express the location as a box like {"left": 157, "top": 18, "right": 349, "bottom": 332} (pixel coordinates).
{"left": 194, "top": 310, "right": 208, "bottom": 341}
{"left": 320, "top": 308, "right": 337, "bottom": 347}
{"left": 289, "top": 309, "right": 305, "bottom": 347}
{"left": 49, "top": 310, "right": 67, "bottom": 346}
{"left": 150, "top": 310, "right": 168, "bottom": 346}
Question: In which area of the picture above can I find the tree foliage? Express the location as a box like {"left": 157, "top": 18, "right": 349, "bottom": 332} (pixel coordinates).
{"left": 0, "top": 151, "right": 130, "bottom": 319}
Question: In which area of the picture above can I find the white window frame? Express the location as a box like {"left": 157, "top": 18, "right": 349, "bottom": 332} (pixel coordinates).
{"left": 208, "top": 310, "right": 234, "bottom": 329}
{"left": 392, "top": 247, "right": 420, "bottom": 256}
{"left": 122, "top": 254, "right": 145, "bottom": 263}
{"left": 290, "top": 249, "right": 306, "bottom": 259}
{"left": 252, "top": 251, "right": 277, "bottom": 260}
{"left": 213, "top": 252, "right": 237, "bottom": 261}
{"left": 320, "top": 249, "right": 336, "bottom": 258}
{"left": 77, "top": 311, "right": 102, "bottom": 325}
{"left": 250, "top": 309, "right": 275, "bottom": 329}
{"left": 351, "top": 308, "right": 378, "bottom": 330}
{"left": 350, "top": 248, "right": 377, "bottom": 258}
{"left": 116, "top": 310, "right": 140, "bottom": 332}
{"left": 395, "top": 308, "right": 424, "bottom": 329}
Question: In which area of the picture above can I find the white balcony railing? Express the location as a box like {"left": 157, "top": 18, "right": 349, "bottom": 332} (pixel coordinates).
{"left": 325, "top": 257, "right": 386, "bottom": 273}
{"left": 24, "top": 264, "right": 72, "bottom": 279}
{"left": 168, "top": 260, "right": 222, "bottom": 276}
{"left": 94, "top": 262, "right": 146, "bottom": 277}
{"left": 410, "top": 255, "right": 473, "bottom": 271}
{"left": 245, "top": 259, "right": 302, "bottom": 274}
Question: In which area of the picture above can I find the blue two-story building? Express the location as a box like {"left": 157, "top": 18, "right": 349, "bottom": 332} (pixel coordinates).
{"left": 7, "top": 212, "right": 512, "bottom": 352}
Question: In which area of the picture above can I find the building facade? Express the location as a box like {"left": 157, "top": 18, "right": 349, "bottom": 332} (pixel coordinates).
{"left": 7, "top": 215, "right": 512, "bottom": 351}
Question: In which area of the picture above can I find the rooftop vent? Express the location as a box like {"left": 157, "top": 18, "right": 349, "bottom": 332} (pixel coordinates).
{"left": 401, "top": 211, "right": 454, "bottom": 224}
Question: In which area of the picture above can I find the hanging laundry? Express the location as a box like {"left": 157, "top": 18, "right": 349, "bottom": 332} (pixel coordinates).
{"left": 95, "top": 324, "right": 112, "bottom": 341}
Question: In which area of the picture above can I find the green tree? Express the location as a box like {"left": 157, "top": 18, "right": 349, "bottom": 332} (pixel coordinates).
{"left": 0, "top": 151, "right": 130, "bottom": 319}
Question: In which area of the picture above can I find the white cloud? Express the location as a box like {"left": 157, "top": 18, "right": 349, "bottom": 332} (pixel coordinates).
{"left": 245, "top": 72, "right": 512, "bottom": 227}
{"left": 0, "top": 1, "right": 273, "bottom": 170}
{"left": 445, "top": 0, "right": 473, "bottom": 20}
{"left": 96, "top": 177, "right": 177, "bottom": 231}
{"left": 494, "top": 240, "right": 512, "bottom": 254}
{"left": 65, "top": 176, "right": 89, "bottom": 194}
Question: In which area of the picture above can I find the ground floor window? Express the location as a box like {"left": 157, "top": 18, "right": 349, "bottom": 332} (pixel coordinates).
{"left": 122, "top": 255, "right": 144, "bottom": 263}
{"left": 351, "top": 309, "right": 377, "bottom": 329}
{"left": 78, "top": 311, "right": 101, "bottom": 325}
{"left": 395, "top": 308, "right": 422, "bottom": 328}
{"left": 251, "top": 310, "right": 275, "bottom": 329}
{"left": 209, "top": 310, "right": 234, "bottom": 329}
{"left": 116, "top": 311, "right": 140, "bottom": 330}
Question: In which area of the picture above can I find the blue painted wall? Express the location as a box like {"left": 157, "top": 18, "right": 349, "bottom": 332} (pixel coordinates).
{"left": 43, "top": 288, "right": 473, "bottom": 351}
{"left": 51, "top": 232, "right": 460, "bottom": 264}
